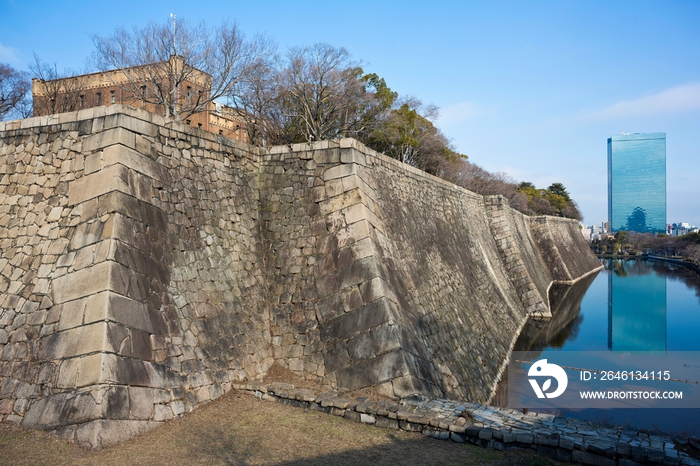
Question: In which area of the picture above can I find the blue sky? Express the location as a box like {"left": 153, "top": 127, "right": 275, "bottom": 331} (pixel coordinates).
{"left": 2, "top": 0, "right": 699, "bottom": 226}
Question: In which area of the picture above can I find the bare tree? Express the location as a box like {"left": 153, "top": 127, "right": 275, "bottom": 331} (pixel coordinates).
{"left": 228, "top": 59, "right": 285, "bottom": 146}
{"left": 274, "top": 43, "right": 377, "bottom": 142}
{"left": 0, "top": 62, "right": 31, "bottom": 119}
{"left": 91, "top": 17, "right": 273, "bottom": 122}
{"left": 231, "top": 44, "right": 396, "bottom": 146}
{"left": 29, "top": 54, "right": 89, "bottom": 116}
{"left": 461, "top": 163, "right": 511, "bottom": 194}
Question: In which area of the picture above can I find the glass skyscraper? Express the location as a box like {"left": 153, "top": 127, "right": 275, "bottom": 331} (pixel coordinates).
{"left": 607, "top": 132, "right": 666, "bottom": 233}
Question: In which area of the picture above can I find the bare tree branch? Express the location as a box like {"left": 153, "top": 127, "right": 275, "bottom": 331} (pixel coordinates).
{"left": 29, "top": 55, "right": 88, "bottom": 116}
{"left": 0, "top": 63, "right": 31, "bottom": 120}
{"left": 273, "top": 44, "right": 376, "bottom": 142}
{"left": 90, "top": 18, "right": 274, "bottom": 122}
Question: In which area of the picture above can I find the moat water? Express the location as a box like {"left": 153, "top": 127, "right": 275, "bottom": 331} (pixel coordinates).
{"left": 511, "top": 259, "right": 700, "bottom": 436}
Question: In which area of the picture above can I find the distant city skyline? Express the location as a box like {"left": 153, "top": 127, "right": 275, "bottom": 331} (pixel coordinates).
{"left": 1, "top": 1, "right": 698, "bottom": 225}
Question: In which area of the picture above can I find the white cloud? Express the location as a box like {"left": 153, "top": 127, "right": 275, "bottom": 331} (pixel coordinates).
{"left": 590, "top": 82, "right": 700, "bottom": 120}
{"left": 435, "top": 101, "right": 481, "bottom": 126}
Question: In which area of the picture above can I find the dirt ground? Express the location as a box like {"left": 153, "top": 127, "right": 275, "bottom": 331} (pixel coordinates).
{"left": 0, "top": 366, "right": 563, "bottom": 466}
{"left": 0, "top": 393, "right": 566, "bottom": 466}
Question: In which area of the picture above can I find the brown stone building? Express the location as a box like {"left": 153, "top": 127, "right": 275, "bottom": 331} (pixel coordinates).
{"left": 31, "top": 56, "right": 249, "bottom": 142}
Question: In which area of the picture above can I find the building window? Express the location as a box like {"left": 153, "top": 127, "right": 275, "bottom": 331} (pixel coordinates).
{"left": 79, "top": 95, "right": 85, "bottom": 108}
{"left": 96, "top": 92, "right": 102, "bottom": 105}
{"left": 186, "top": 119, "right": 191, "bottom": 125}
{"left": 110, "top": 90, "right": 116, "bottom": 104}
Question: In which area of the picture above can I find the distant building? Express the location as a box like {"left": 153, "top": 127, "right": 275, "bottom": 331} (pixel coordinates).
{"left": 31, "top": 56, "right": 249, "bottom": 143}
{"left": 581, "top": 223, "right": 608, "bottom": 242}
{"left": 581, "top": 225, "right": 592, "bottom": 241}
{"left": 607, "top": 132, "right": 666, "bottom": 233}
{"left": 667, "top": 222, "right": 698, "bottom": 237}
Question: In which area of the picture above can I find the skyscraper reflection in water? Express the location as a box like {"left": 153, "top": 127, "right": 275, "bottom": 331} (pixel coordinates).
{"left": 607, "top": 260, "right": 667, "bottom": 351}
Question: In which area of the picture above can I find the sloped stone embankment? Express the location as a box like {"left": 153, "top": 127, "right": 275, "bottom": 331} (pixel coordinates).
{"left": 0, "top": 106, "right": 601, "bottom": 447}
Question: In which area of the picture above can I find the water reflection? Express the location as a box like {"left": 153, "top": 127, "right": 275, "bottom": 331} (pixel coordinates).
{"left": 608, "top": 260, "right": 667, "bottom": 351}
{"left": 506, "top": 259, "right": 700, "bottom": 436}
{"left": 513, "top": 259, "right": 700, "bottom": 353}
{"left": 514, "top": 273, "right": 595, "bottom": 352}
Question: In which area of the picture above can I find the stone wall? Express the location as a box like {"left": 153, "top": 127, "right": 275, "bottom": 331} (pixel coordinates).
{"left": 0, "top": 107, "right": 274, "bottom": 447}
{"left": 0, "top": 106, "right": 601, "bottom": 447}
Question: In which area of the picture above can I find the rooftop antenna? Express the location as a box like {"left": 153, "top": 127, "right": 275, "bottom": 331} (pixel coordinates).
{"left": 170, "top": 13, "right": 176, "bottom": 55}
{"left": 169, "top": 13, "right": 178, "bottom": 114}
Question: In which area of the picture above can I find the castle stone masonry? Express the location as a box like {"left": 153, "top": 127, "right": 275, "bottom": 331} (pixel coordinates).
{"left": 0, "top": 106, "right": 602, "bottom": 448}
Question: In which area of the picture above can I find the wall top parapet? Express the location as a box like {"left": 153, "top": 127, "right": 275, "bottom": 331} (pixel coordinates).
{"left": 0, "top": 105, "right": 261, "bottom": 154}
{"left": 1, "top": 106, "right": 581, "bottom": 228}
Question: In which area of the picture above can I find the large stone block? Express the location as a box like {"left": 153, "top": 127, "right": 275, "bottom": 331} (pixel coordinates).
{"left": 322, "top": 343, "right": 350, "bottom": 373}
{"left": 349, "top": 237, "right": 380, "bottom": 261}
{"left": 335, "top": 350, "right": 412, "bottom": 391}
{"left": 89, "top": 144, "right": 169, "bottom": 183}
{"left": 319, "top": 188, "right": 364, "bottom": 216}
{"left": 95, "top": 190, "right": 167, "bottom": 232}
{"left": 320, "top": 297, "right": 398, "bottom": 342}
{"left": 56, "top": 298, "right": 88, "bottom": 331}
{"left": 347, "top": 332, "right": 376, "bottom": 362}
{"left": 103, "top": 112, "right": 159, "bottom": 138}
{"left": 341, "top": 203, "right": 369, "bottom": 226}
{"left": 391, "top": 375, "right": 437, "bottom": 398}
{"left": 52, "top": 261, "right": 142, "bottom": 304}
{"left": 56, "top": 353, "right": 165, "bottom": 389}
{"left": 312, "top": 148, "right": 340, "bottom": 164}
{"left": 340, "top": 148, "right": 367, "bottom": 166}
{"left": 82, "top": 127, "right": 136, "bottom": 153}
{"left": 84, "top": 291, "right": 167, "bottom": 335}
{"left": 360, "top": 276, "right": 394, "bottom": 305}
{"left": 316, "top": 253, "right": 386, "bottom": 300}
{"left": 58, "top": 291, "right": 165, "bottom": 334}
{"left": 370, "top": 321, "right": 402, "bottom": 355}
{"left": 21, "top": 385, "right": 130, "bottom": 429}
{"left": 74, "top": 419, "right": 161, "bottom": 449}
{"left": 128, "top": 386, "right": 156, "bottom": 420}
{"left": 68, "top": 163, "right": 154, "bottom": 205}
{"left": 323, "top": 163, "right": 358, "bottom": 181}
{"left": 110, "top": 240, "right": 170, "bottom": 284}
{"left": 39, "top": 320, "right": 152, "bottom": 361}
{"left": 69, "top": 218, "right": 114, "bottom": 251}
